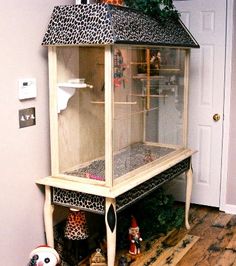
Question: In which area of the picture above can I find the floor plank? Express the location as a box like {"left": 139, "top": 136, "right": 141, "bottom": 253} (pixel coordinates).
{"left": 195, "top": 214, "right": 236, "bottom": 266}
{"left": 82, "top": 205, "right": 236, "bottom": 266}
{"left": 157, "top": 235, "right": 199, "bottom": 266}
{"left": 215, "top": 220, "right": 236, "bottom": 266}
{"left": 176, "top": 210, "right": 226, "bottom": 265}
{"left": 129, "top": 230, "right": 175, "bottom": 266}
{"left": 129, "top": 234, "right": 199, "bottom": 266}
{"left": 118, "top": 206, "right": 236, "bottom": 266}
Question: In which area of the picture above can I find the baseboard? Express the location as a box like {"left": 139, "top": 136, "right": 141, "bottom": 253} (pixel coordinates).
{"left": 221, "top": 204, "right": 236, "bottom": 215}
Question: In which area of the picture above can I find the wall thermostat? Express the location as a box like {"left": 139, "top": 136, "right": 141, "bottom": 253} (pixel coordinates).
{"left": 18, "top": 78, "right": 37, "bottom": 100}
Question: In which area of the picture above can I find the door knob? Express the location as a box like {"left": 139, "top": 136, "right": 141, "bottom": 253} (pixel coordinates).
{"left": 213, "top": 113, "right": 220, "bottom": 122}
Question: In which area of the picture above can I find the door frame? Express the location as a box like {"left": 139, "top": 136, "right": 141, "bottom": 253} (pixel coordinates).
{"left": 220, "top": 0, "right": 235, "bottom": 213}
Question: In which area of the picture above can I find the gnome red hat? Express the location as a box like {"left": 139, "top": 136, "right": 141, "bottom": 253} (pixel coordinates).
{"left": 130, "top": 215, "right": 139, "bottom": 229}
{"left": 29, "top": 245, "right": 60, "bottom": 266}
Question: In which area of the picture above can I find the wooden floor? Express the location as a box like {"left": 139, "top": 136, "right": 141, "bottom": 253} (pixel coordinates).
{"left": 119, "top": 204, "right": 236, "bottom": 266}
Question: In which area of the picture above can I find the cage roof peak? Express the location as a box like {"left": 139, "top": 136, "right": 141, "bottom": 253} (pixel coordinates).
{"left": 42, "top": 4, "right": 199, "bottom": 48}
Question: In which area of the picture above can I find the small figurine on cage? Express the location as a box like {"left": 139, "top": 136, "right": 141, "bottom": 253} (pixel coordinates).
{"left": 28, "top": 245, "right": 61, "bottom": 266}
{"left": 114, "top": 48, "right": 126, "bottom": 88}
{"left": 128, "top": 216, "right": 143, "bottom": 255}
{"left": 144, "top": 149, "right": 155, "bottom": 163}
{"left": 150, "top": 50, "right": 162, "bottom": 70}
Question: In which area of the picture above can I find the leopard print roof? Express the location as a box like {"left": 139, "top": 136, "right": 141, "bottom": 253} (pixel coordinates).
{"left": 42, "top": 4, "right": 199, "bottom": 48}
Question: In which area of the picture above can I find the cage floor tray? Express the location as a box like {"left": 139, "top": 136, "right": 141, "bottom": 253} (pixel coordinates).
{"left": 65, "top": 143, "right": 175, "bottom": 181}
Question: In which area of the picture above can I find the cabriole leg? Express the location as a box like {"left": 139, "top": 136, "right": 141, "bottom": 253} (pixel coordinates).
{"left": 44, "top": 185, "right": 55, "bottom": 247}
{"left": 105, "top": 197, "right": 117, "bottom": 266}
{"left": 185, "top": 164, "right": 193, "bottom": 230}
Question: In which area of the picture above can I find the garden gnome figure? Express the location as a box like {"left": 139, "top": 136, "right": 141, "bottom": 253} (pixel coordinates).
{"left": 28, "top": 245, "right": 60, "bottom": 266}
{"left": 128, "top": 216, "right": 142, "bottom": 255}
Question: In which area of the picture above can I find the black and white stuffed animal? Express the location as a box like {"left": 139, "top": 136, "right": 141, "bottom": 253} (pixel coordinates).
{"left": 28, "top": 245, "right": 61, "bottom": 266}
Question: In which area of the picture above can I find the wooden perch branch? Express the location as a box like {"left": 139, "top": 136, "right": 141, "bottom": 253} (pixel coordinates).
{"left": 114, "top": 106, "right": 159, "bottom": 121}
{"left": 130, "top": 94, "right": 168, "bottom": 98}
{"left": 90, "top": 101, "right": 137, "bottom": 105}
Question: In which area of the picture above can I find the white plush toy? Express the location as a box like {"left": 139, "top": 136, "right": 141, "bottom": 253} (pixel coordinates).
{"left": 28, "top": 245, "right": 61, "bottom": 266}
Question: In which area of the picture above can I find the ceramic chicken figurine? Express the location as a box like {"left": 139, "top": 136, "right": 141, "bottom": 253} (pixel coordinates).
{"left": 28, "top": 245, "right": 61, "bottom": 266}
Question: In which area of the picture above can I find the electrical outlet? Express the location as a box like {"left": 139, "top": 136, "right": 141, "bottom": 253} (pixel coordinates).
{"left": 19, "top": 107, "right": 36, "bottom": 128}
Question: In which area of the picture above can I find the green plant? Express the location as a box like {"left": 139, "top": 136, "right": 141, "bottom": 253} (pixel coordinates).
{"left": 135, "top": 188, "right": 184, "bottom": 238}
{"left": 116, "top": 188, "right": 184, "bottom": 249}
{"left": 124, "top": 0, "right": 179, "bottom": 22}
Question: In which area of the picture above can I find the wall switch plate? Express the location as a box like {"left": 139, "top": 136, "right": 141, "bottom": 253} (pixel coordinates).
{"left": 19, "top": 107, "right": 36, "bottom": 128}
{"left": 18, "top": 78, "right": 37, "bottom": 100}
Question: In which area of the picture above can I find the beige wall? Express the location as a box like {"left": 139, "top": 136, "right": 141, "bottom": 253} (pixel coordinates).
{"left": 227, "top": 2, "right": 236, "bottom": 205}
{"left": 0, "top": 0, "right": 73, "bottom": 265}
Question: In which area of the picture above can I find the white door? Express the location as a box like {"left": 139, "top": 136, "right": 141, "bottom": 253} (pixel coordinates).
{"left": 166, "top": 0, "right": 227, "bottom": 207}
